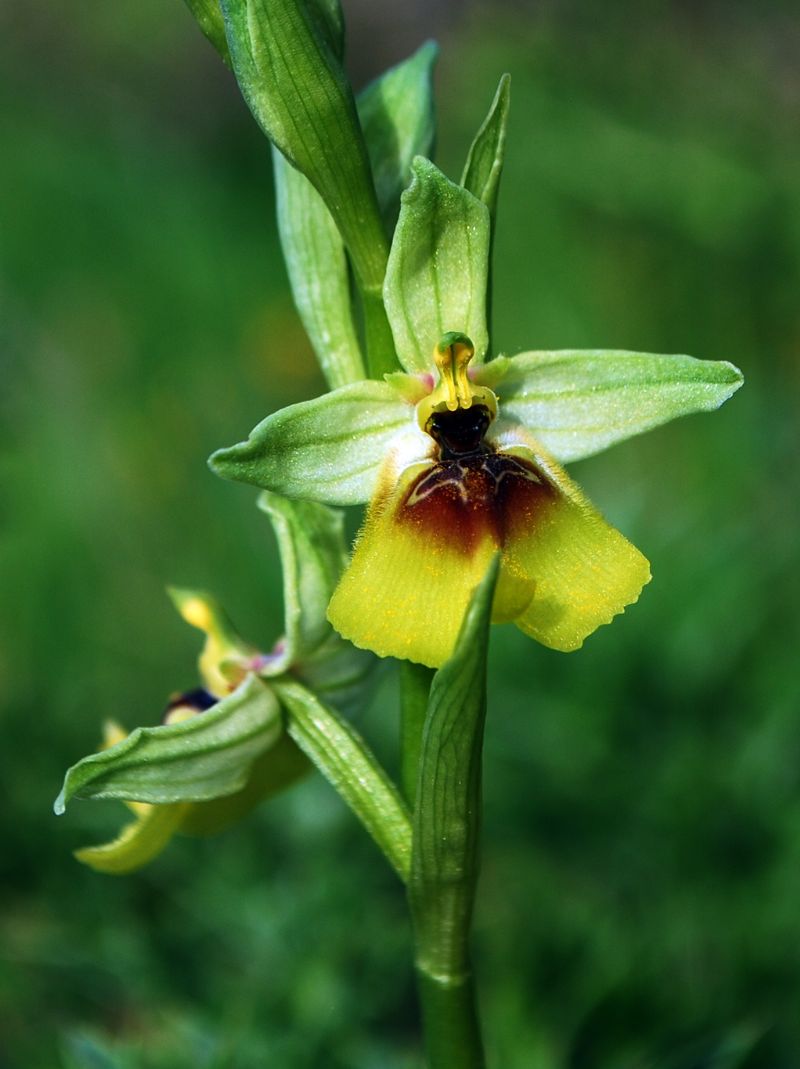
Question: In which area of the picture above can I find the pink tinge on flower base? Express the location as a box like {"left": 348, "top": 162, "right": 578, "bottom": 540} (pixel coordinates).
{"left": 328, "top": 335, "right": 651, "bottom": 668}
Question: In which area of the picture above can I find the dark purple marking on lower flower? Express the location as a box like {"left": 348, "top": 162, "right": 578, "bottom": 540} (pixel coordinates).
{"left": 163, "top": 687, "right": 217, "bottom": 720}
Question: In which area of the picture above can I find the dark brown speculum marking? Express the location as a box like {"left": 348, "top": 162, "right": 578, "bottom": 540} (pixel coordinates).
{"left": 400, "top": 406, "right": 557, "bottom": 554}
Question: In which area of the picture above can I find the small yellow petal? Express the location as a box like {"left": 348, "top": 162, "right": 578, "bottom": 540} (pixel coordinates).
{"left": 168, "top": 588, "right": 256, "bottom": 698}
{"left": 178, "top": 596, "right": 215, "bottom": 633}
{"left": 74, "top": 803, "right": 191, "bottom": 875}
{"left": 101, "top": 720, "right": 128, "bottom": 749}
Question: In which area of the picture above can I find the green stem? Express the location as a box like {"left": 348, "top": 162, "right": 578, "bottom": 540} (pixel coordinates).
{"left": 416, "top": 971, "right": 485, "bottom": 1069}
{"left": 399, "top": 662, "right": 434, "bottom": 805}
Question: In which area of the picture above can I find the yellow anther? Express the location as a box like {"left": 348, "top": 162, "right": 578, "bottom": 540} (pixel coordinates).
{"left": 417, "top": 332, "right": 498, "bottom": 434}
{"left": 433, "top": 333, "right": 476, "bottom": 411}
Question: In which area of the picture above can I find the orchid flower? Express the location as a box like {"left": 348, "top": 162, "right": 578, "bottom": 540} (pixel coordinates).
{"left": 210, "top": 158, "right": 742, "bottom": 669}
{"left": 56, "top": 494, "right": 376, "bottom": 872}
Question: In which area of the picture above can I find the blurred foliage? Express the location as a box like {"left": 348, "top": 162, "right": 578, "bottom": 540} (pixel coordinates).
{"left": 2, "top": 1, "right": 800, "bottom": 1066}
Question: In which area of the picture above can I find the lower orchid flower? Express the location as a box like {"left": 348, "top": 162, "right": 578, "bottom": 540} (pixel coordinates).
{"left": 210, "top": 158, "right": 742, "bottom": 669}
{"left": 56, "top": 494, "right": 376, "bottom": 872}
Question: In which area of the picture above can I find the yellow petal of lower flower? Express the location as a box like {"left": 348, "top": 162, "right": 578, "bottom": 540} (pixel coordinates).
{"left": 328, "top": 464, "right": 497, "bottom": 668}
{"left": 74, "top": 802, "right": 191, "bottom": 875}
{"left": 502, "top": 445, "right": 651, "bottom": 651}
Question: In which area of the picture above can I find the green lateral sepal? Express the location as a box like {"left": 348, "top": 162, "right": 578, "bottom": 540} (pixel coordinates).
{"left": 55, "top": 674, "right": 282, "bottom": 813}
{"left": 495, "top": 349, "right": 744, "bottom": 463}
{"left": 209, "top": 380, "right": 410, "bottom": 505}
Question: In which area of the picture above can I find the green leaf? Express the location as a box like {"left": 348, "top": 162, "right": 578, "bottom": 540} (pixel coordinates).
{"left": 273, "top": 150, "right": 364, "bottom": 390}
{"left": 408, "top": 556, "right": 499, "bottom": 980}
{"left": 498, "top": 349, "right": 744, "bottom": 463}
{"left": 461, "top": 73, "right": 510, "bottom": 222}
{"left": 74, "top": 803, "right": 191, "bottom": 875}
{"left": 220, "top": 0, "right": 388, "bottom": 291}
{"left": 55, "top": 675, "right": 282, "bottom": 812}
{"left": 384, "top": 157, "right": 491, "bottom": 373}
{"left": 358, "top": 41, "right": 439, "bottom": 229}
{"left": 273, "top": 679, "right": 411, "bottom": 881}
{"left": 208, "top": 380, "right": 409, "bottom": 505}
{"left": 183, "top": 0, "right": 231, "bottom": 63}
{"left": 257, "top": 491, "right": 348, "bottom": 663}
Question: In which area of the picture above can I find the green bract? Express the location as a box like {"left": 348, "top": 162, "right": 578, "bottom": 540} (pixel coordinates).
{"left": 358, "top": 41, "right": 438, "bottom": 229}
{"left": 461, "top": 73, "right": 511, "bottom": 221}
{"left": 273, "top": 152, "right": 364, "bottom": 390}
{"left": 257, "top": 491, "right": 349, "bottom": 666}
{"left": 274, "top": 679, "right": 412, "bottom": 882}
{"left": 220, "top": 0, "right": 388, "bottom": 293}
{"left": 409, "top": 558, "right": 498, "bottom": 980}
{"left": 272, "top": 42, "right": 439, "bottom": 389}
{"left": 182, "top": 0, "right": 231, "bottom": 63}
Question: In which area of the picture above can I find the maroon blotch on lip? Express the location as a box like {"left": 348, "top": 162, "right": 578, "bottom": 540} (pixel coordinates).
{"left": 398, "top": 449, "right": 556, "bottom": 555}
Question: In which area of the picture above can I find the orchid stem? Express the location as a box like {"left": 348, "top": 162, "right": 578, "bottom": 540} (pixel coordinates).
{"left": 416, "top": 970, "right": 485, "bottom": 1069}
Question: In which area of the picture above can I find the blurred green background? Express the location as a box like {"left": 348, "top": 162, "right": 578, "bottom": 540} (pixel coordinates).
{"left": 2, "top": 1, "right": 799, "bottom": 1066}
